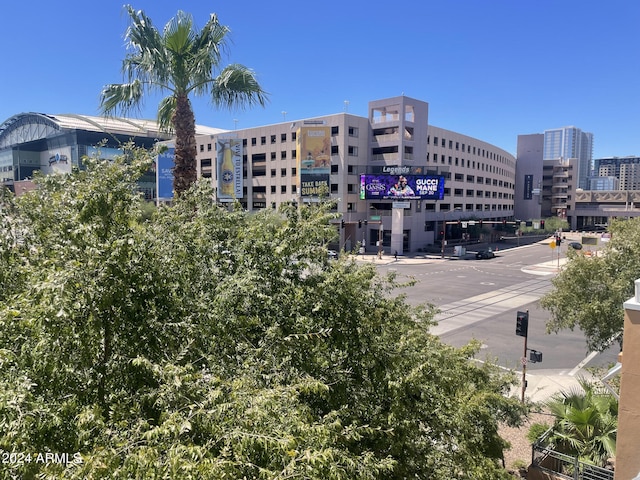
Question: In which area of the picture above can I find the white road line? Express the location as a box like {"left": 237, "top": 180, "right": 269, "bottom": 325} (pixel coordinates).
{"left": 568, "top": 351, "right": 599, "bottom": 376}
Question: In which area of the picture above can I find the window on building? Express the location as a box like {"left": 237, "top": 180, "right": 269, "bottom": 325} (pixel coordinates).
{"left": 291, "top": 132, "right": 296, "bottom": 141}
{"left": 433, "top": 136, "right": 438, "bottom": 145}
{"left": 348, "top": 126, "right": 358, "bottom": 137}
{"left": 201, "top": 159, "right": 212, "bottom": 167}
{"left": 251, "top": 137, "right": 257, "bottom": 146}
{"left": 449, "top": 140, "right": 453, "bottom": 149}
{"left": 199, "top": 144, "right": 204, "bottom": 152}
{"left": 281, "top": 133, "right": 287, "bottom": 142}
{"left": 331, "top": 145, "right": 338, "bottom": 155}
{"left": 281, "top": 168, "right": 286, "bottom": 176}
{"left": 292, "top": 185, "right": 297, "bottom": 193}
{"left": 271, "top": 135, "right": 276, "bottom": 144}
{"left": 259, "top": 136, "right": 265, "bottom": 145}
{"left": 331, "top": 164, "right": 338, "bottom": 174}
{"left": 271, "top": 152, "right": 276, "bottom": 160}
{"left": 291, "top": 150, "right": 297, "bottom": 159}
{"left": 271, "top": 185, "right": 276, "bottom": 193}
{"left": 270, "top": 169, "right": 276, "bottom": 176}
{"left": 347, "top": 184, "right": 355, "bottom": 193}
{"left": 281, "top": 151, "right": 286, "bottom": 159}
{"left": 331, "top": 126, "right": 339, "bottom": 135}
{"left": 291, "top": 167, "right": 296, "bottom": 176}
{"left": 331, "top": 184, "right": 338, "bottom": 193}
{"left": 441, "top": 138, "right": 445, "bottom": 147}
{"left": 242, "top": 139, "right": 247, "bottom": 146}
{"left": 207, "top": 143, "right": 212, "bottom": 151}
{"left": 348, "top": 146, "right": 358, "bottom": 156}
{"left": 281, "top": 185, "right": 287, "bottom": 193}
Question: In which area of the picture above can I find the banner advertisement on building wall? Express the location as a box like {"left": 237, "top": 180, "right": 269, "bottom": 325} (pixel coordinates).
{"left": 360, "top": 174, "right": 445, "bottom": 200}
{"left": 216, "top": 137, "right": 243, "bottom": 201}
{"left": 156, "top": 147, "right": 175, "bottom": 199}
{"left": 297, "top": 126, "right": 331, "bottom": 197}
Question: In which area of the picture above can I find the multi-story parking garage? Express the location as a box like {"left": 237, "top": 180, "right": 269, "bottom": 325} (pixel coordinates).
{"left": 196, "top": 96, "right": 516, "bottom": 254}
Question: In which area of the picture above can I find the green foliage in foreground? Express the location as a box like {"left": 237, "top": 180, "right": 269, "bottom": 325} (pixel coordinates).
{"left": 540, "top": 217, "right": 640, "bottom": 351}
{"left": 0, "top": 149, "right": 524, "bottom": 479}
{"left": 540, "top": 378, "right": 617, "bottom": 467}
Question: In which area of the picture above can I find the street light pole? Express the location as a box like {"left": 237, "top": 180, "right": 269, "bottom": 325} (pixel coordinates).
{"left": 370, "top": 205, "right": 383, "bottom": 259}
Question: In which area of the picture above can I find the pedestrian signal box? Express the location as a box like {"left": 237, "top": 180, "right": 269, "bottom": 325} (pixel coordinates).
{"left": 529, "top": 350, "right": 543, "bottom": 363}
{"left": 516, "top": 311, "right": 529, "bottom": 337}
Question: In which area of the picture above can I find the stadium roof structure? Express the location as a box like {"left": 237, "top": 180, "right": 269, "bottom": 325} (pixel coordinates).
{"left": 0, "top": 112, "right": 226, "bottom": 149}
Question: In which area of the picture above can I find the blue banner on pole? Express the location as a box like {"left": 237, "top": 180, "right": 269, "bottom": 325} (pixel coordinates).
{"left": 157, "top": 148, "right": 175, "bottom": 199}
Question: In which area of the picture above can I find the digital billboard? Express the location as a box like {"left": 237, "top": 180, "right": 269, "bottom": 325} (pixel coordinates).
{"left": 360, "top": 174, "right": 445, "bottom": 200}
{"left": 297, "top": 126, "right": 330, "bottom": 197}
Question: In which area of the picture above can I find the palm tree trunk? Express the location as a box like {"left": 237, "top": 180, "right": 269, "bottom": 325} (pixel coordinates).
{"left": 172, "top": 94, "right": 198, "bottom": 197}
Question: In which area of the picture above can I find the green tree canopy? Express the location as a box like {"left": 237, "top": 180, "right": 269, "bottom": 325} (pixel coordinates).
{"left": 540, "top": 218, "right": 640, "bottom": 351}
{"left": 100, "top": 6, "right": 268, "bottom": 196}
{"left": 0, "top": 148, "right": 524, "bottom": 479}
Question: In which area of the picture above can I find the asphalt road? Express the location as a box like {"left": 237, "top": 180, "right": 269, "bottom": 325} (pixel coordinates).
{"left": 373, "top": 242, "right": 620, "bottom": 374}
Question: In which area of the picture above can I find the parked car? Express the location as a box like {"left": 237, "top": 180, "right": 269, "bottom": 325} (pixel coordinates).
{"left": 475, "top": 248, "right": 495, "bottom": 259}
{"left": 568, "top": 242, "right": 583, "bottom": 250}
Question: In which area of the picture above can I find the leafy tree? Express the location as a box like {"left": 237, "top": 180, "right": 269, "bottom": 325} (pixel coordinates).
{"left": 100, "top": 5, "right": 268, "bottom": 196}
{"left": 540, "top": 218, "right": 640, "bottom": 351}
{"left": 540, "top": 378, "right": 617, "bottom": 467}
{"left": 0, "top": 148, "right": 525, "bottom": 479}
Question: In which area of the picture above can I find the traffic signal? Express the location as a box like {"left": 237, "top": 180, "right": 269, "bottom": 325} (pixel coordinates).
{"left": 540, "top": 220, "right": 545, "bottom": 229}
{"left": 516, "top": 311, "right": 529, "bottom": 337}
{"left": 364, "top": 220, "right": 368, "bottom": 226}
{"left": 358, "top": 220, "right": 362, "bottom": 228}
{"left": 341, "top": 219, "right": 345, "bottom": 229}
{"left": 502, "top": 219, "right": 507, "bottom": 225}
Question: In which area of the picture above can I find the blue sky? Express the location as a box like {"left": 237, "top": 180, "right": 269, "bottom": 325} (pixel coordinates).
{"left": 2, "top": 0, "right": 638, "bottom": 158}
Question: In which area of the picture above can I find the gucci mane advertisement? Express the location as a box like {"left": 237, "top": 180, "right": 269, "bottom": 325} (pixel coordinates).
{"left": 360, "top": 174, "right": 445, "bottom": 200}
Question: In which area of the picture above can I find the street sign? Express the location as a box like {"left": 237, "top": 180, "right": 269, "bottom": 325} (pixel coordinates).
{"left": 370, "top": 215, "right": 381, "bottom": 221}
{"left": 549, "top": 240, "right": 556, "bottom": 249}
{"left": 521, "top": 356, "right": 528, "bottom": 366}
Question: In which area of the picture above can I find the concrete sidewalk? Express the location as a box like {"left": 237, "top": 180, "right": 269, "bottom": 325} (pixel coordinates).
{"left": 510, "top": 369, "right": 591, "bottom": 404}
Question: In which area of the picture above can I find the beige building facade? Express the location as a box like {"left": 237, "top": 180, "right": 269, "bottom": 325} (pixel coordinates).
{"left": 196, "top": 96, "right": 516, "bottom": 254}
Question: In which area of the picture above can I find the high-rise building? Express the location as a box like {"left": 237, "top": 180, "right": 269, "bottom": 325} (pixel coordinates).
{"left": 543, "top": 126, "right": 593, "bottom": 189}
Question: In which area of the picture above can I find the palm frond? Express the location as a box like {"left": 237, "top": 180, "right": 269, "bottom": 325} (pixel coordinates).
{"left": 163, "top": 10, "right": 195, "bottom": 54}
{"left": 210, "top": 64, "right": 269, "bottom": 109}
{"left": 100, "top": 81, "right": 144, "bottom": 117}
{"left": 123, "top": 6, "right": 169, "bottom": 86}
{"left": 157, "top": 97, "right": 177, "bottom": 133}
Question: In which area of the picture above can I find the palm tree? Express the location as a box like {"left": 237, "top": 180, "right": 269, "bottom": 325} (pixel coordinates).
{"left": 100, "top": 5, "right": 268, "bottom": 197}
{"left": 543, "top": 377, "right": 617, "bottom": 466}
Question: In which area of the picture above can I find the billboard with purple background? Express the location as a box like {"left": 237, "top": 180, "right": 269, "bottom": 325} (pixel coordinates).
{"left": 360, "top": 174, "right": 445, "bottom": 200}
